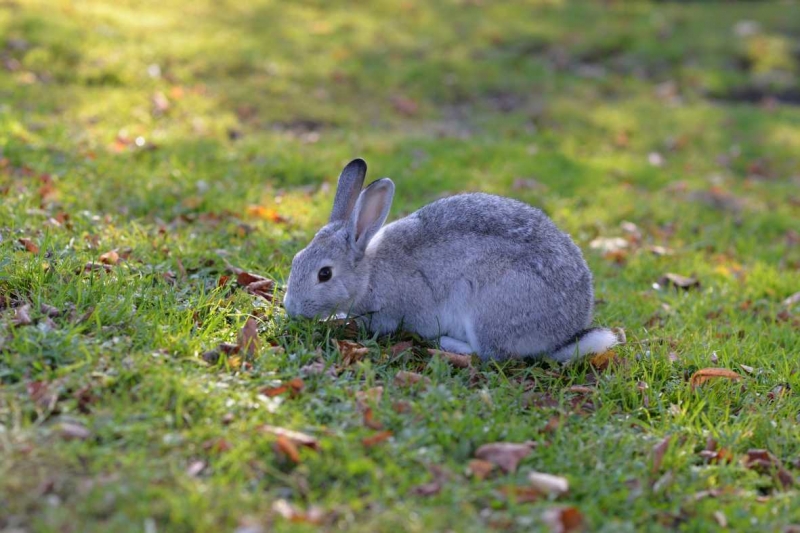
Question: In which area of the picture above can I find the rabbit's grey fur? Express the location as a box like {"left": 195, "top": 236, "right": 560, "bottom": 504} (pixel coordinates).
{"left": 283, "top": 158, "right": 624, "bottom": 362}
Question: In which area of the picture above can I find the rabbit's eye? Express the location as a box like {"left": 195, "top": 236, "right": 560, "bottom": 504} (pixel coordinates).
{"left": 318, "top": 266, "right": 332, "bottom": 283}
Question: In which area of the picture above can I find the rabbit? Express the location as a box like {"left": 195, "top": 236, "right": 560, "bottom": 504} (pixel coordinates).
{"left": 283, "top": 158, "right": 625, "bottom": 362}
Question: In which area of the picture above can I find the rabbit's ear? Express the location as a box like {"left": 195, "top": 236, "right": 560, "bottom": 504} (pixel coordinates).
{"left": 330, "top": 158, "right": 367, "bottom": 223}
{"left": 349, "top": 178, "right": 394, "bottom": 253}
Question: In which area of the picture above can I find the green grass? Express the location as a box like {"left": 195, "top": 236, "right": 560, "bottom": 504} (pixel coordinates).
{"left": 2, "top": 0, "right": 800, "bottom": 531}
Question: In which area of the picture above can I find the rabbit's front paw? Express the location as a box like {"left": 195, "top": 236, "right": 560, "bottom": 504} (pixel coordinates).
{"left": 438, "top": 336, "right": 475, "bottom": 355}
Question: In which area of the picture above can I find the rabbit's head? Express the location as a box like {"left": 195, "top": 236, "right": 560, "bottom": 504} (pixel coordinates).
{"left": 283, "top": 159, "right": 394, "bottom": 319}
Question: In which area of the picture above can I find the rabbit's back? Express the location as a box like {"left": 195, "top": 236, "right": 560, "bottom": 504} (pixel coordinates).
{"left": 390, "top": 193, "right": 588, "bottom": 278}
{"left": 364, "top": 193, "right": 595, "bottom": 358}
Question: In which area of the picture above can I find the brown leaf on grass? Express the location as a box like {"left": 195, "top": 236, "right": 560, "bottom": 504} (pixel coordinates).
{"left": 783, "top": 292, "right": 800, "bottom": 308}
{"left": 362, "top": 430, "right": 393, "bottom": 447}
{"left": 394, "top": 370, "right": 431, "bottom": 388}
{"left": 80, "top": 262, "right": 113, "bottom": 274}
{"left": 238, "top": 317, "right": 259, "bottom": 356}
{"left": 12, "top": 304, "right": 32, "bottom": 327}
{"left": 745, "top": 449, "right": 794, "bottom": 489}
{"left": 217, "top": 275, "right": 230, "bottom": 288}
{"left": 261, "top": 378, "right": 305, "bottom": 397}
{"left": 427, "top": 348, "right": 472, "bottom": 368}
{"left": 542, "top": 506, "right": 584, "bottom": 533}
{"left": 689, "top": 368, "right": 741, "bottom": 388}
{"left": 528, "top": 472, "right": 569, "bottom": 495}
{"left": 658, "top": 273, "right": 700, "bottom": 291}
{"left": 261, "top": 384, "right": 289, "bottom": 397}
{"left": 201, "top": 343, "right": 239, "bottom": 364}
{"left": 363, "top": 407, "right": 383, "bottom": 430}
{"left": 18, "top": 238, "right": 39, "bottom": 253}
{"left": 300, "top": 360, "right": 337, "bottom": 377}
{"left": 542, "top": 416, "right": 562, "bottom": 434}
{"left": 260, "top": 425, "right": 320, "bottom": 452}
{"left": 40, "top": 303, "right": 60, "bottom": 317}
{"left": 274, "top": 435, "right": 301, "bottom": 463}
{"left": 337, "top": 340, "right": 369, "bottom": 366}
{"left": 498, "top": 485, "right": 542, "bottom": 504}
{"left": 392, "top": 400, "right": 412, "bottom": 414}
{"left": 272, "top": 499, "right": 328, "bottom": 525}
{"left": 411, "top": 465, "right": 449, "bottom": 497}
{"left": 236, "top": 271, "right": 271, "bottom": 286}
{"left": 391, "top": 94, "right": 419, "bottom": 116}
{"left": 246, "top": 205, "right": 288, "bottom": 223}
{"left": 468, "top": 459, "right": 495, "bottom": 480}
{"left": 355, "top": 386, "right": 384, "bottom": 411}
{"left": 57, "top": 421, "right": 91, "bottom": 441}
{"left": 186, "top": 460, "right": 206, "bottom": 478}
{"left": 651, "top": 435, "right": 672, "bottom": 474}
{"left": 589, "top": 350, "right": 618, "bottom": 372}
{"left": 474, "top": 442, "right": 535, "bottom": 474}
{"left": 27, "top": 380, "right": 57, "bottom": 410}
{"left": 229, "top": 269, "right": 275, "bottom": 301}
{"left": 390, "top": 340, "right": 414, "bottom": 357}
{"left": 203, "top": 438, "right": 233, "bottom": 454}
{"left": 99, "top": 250, "right": 120, "bottom": 265}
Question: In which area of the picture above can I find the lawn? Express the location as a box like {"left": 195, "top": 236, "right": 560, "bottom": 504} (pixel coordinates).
{"left": 1, "top": 0, "right": 800, "bottom": 531}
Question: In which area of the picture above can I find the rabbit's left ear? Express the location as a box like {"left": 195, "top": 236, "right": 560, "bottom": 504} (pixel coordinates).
{"left": 349, "top": 178, "right": 394, "bottom": 253}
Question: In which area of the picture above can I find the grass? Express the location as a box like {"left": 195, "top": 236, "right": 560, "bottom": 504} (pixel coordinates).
{"left": 1, "top": 0, "right": 800, "bottom": 531}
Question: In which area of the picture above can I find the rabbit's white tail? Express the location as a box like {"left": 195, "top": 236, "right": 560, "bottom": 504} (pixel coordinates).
{"left": 549, "top": 327, "right": 625, "bottom": 363}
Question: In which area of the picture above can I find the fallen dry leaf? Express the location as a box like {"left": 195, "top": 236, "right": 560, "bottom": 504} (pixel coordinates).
{"left": 589, "top": 350, "right": 618, "bottom": 372}
{"left": 428, "top": 348, "right": 472, "bottom": 368}
{"left": 363, "top": 408, "right": 383, "bottom": 430}
{"left": 658, "top": 273, "right": 700, "bottom": 291}
{"left": 27, "top": 380, "right": 57, "bottom": 410}
{"left": 499, "top": 485, "right": 542, "bottom": 504}
{"left": 246, "top": 205, "right": 288, "bottom": 223}
{"left": 391, "top": 94, "right": 419, "bottom": 116}
{"left": 589, "top": 237, "right": 628, "bottom": 254}
{"left": 394, "top": 370, "right": 431, "bottom": 388}
{"left": 272, "top": 499, "right": 328, "bottom": 525}
{"left": 745, "top": 449, "right": 794, "bottom": 489}
{"left": 474, "top": 442, "right": 535, "bottom": 474}
{"left": 203, "top": 437, "right": 233, "bottom": 454}
{"left": 229, "top": 269, "right": 275, "bottom": 301}
{"left": 651, "top": 435, "right": 672, "bottom": 474}
{"left": 362, "top": 430, "right": 393, "bottom": 447}
{"left": 355, "top": 386, "right": 384, "bottom": 409}
{"left": 81, "top": 262, "right": 112, "bottom": 274}
{"left": 690, "top": 368, "right": 741, "bottom": 388}
{"left": 186, "top": 460, "right": 206, "bottom": 477}
{"left": 238, "top": 317, "right": 259, "bottom": 356}
{"left": 390, "top": 340, "right": 413, "bottom": 357}
{"left": 99, "top": 250, "right": 120, "bottom": 265}
{"left": 528, "top": 472, "right": 569, "bottom": 496}
{"left": 260, "top": 425, "right": 319, "bottom": 452}
{"left": 300, "top": 360, "right": 337, "bottom": 377}
{"left": 542, "top": 506, "right": 584, "bottom": 533}
{"left": 18, "top": 238, "right": 39, "bottom": 253}
{"left": 12, "top": 304, "right": 32, "bottom": 327}
{"left": 275, "top": 435, "right": 301, "bottom": 463}
{"left": 411, "top": 465, "right": 448, "bottom": 497}
{"left": 468, "top": 459, "right": 495, "bottom": 480}
{"left": 783, "top": 292, "right": 800, "bottom": 308}
{"left": 39, "top": 303, "right": 60, "bottom": 317}
{"left": 337, "top": 340, "right": 369, "bottom": 366}
{"left": 57, "top": 421, "right": 91, "bottom": 441}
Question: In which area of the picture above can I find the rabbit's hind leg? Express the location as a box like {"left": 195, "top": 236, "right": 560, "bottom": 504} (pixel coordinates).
{"left": 438, "top": 336, "right": 475, "bottom": 355}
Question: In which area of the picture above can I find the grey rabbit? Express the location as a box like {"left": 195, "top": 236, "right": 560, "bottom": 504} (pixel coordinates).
{"left": 283, "top": 158, "right": 624, "bottom": 362}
